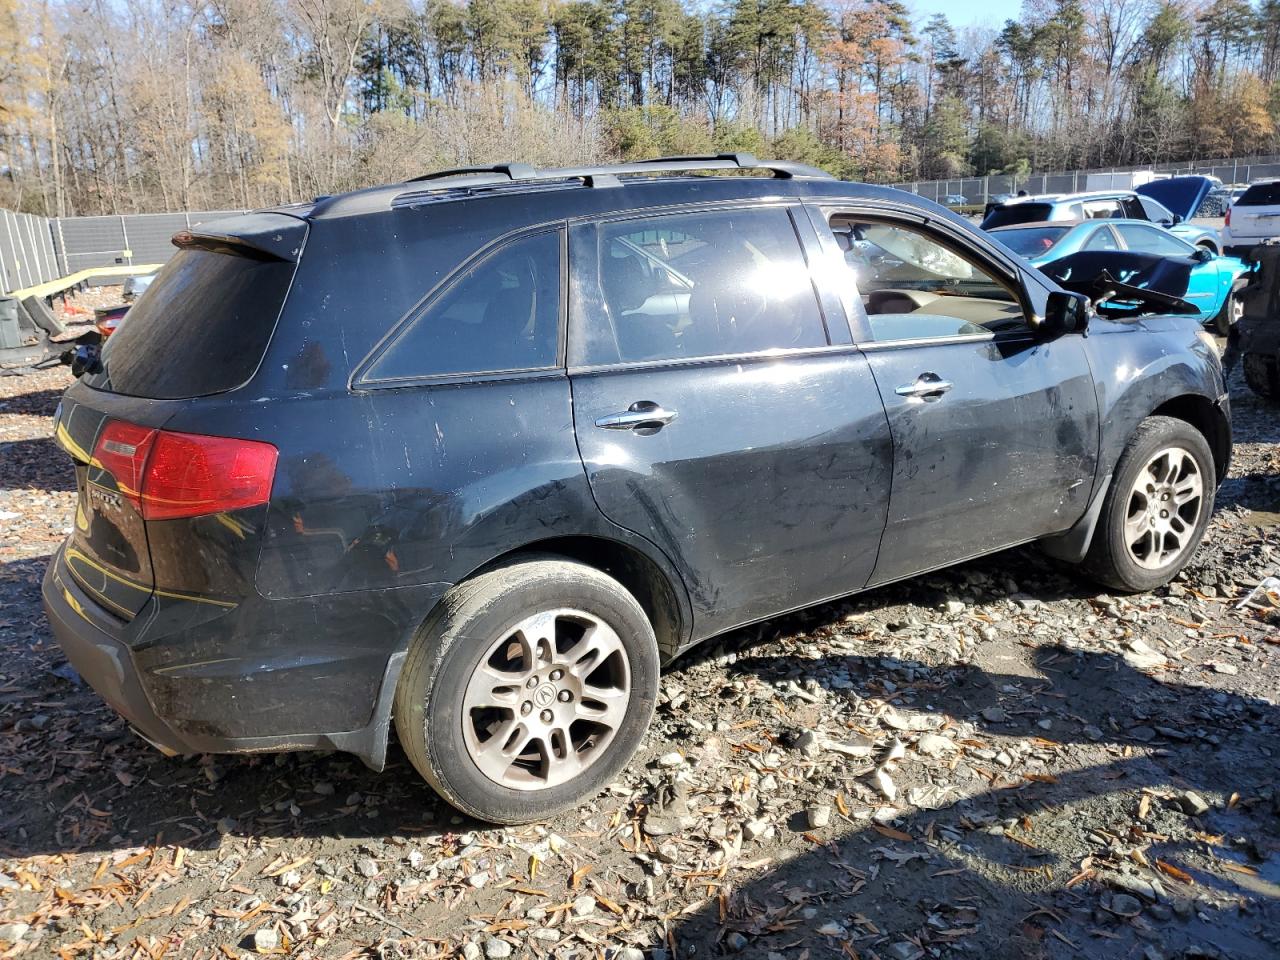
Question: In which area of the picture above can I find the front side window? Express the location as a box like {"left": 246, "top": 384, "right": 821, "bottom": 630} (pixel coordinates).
{"left": 1116, "top": 224, "right": 1192, "bottom": 257}
{"left": 582, "top": 207, "right": 826, "bottom": 365}
{"left": 828, "top": 217, "right": 1029, "bottom": 341}
{"left": 1137, "top": 196, "right": 1177, "bottom": 223}
{"left": 363, "top": 230, "right": 561, "bottom": 383}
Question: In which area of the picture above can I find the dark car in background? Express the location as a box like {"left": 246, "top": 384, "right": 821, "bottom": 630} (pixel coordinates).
{"left": 43, "top": 155, "right": 1230, "bottom": 823}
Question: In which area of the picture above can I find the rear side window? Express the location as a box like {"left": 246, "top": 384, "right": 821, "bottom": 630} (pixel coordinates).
{"left": 88, "top": 248, "right": 294, "bottom": 399}
{"left": 1237, "top": 182, "right": 1280, "bottom": 206}
{"left": 580, "top": 207, "right": 826, "bottom": 365}
{"left": 362, "top": 230, "right": 561, "bottom": 383}
{"left": 980, "top": 203, "right": 1053, "bottom": 228}
{"left": 991, "top": 226, "right": 1070, "bottom": 256}
{"left": 1083, "top": 226, "right": 1120, "bottom": 251}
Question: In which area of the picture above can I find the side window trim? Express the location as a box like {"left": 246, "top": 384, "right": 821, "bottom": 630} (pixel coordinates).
{"left": 567, "top": 201, "right": 835, "bottom": 370}
{"left": 351, "top": 225, "right": 568, "bottom": 389}
{"left": 809, "top": 204, "right": 1037, "bottom": 346}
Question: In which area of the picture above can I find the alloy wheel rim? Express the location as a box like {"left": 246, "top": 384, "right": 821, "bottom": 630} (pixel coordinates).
{"left": 1123, "top": 446, "right": 1203, "bottom": 570}
{"left": 460, "top": 608, "right": 630, "bottom": 790}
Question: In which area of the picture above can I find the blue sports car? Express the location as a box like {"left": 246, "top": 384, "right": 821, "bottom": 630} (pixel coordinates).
{"left": 988, "top": 218, "right": 1252, "bottom": 334}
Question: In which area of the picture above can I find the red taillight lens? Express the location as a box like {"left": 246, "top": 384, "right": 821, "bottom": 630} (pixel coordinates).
{"left": 93, "top": 421, "right": 278, "bottom": 520}
{"left": 1225, "top": 207, "right": 1232, "bottom": 227}
{"left": 143, "top": 430, "right": 278, "bottom": 520}
{"left": 94, "top": 421, "right": 157, "bottom": 507}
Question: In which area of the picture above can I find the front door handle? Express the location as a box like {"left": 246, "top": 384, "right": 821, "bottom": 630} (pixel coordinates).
{"left": 895, "top": 373, "right": 953, "bottom": 401}
{"left": 595, "top": 400, "right": 678, "bottom": 431}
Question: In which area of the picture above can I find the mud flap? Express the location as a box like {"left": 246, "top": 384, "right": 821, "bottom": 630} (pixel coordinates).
{"left": 1038, "top": 473, "right": 1113, "bottom": 563}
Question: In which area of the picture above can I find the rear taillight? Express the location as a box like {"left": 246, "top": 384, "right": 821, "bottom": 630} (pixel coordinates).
{"left": 92, "top": 421, "right": 278, "bottom": 520}
{"left": 1225, "top": 207, "right": 1232, "bottom": 227}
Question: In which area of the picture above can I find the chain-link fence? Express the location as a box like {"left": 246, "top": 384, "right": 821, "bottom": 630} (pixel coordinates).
{"left": 891, "top": 154, "right": 1280, "bottom": 207}
{"left": 1, "top": 210, "right": 245, "bottom": 296}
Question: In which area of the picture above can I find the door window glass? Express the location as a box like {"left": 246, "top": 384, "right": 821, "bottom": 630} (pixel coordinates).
{"left": 1083, "top": 199, "right": 1124, "bottom": 219}
{"left": 363, "top": 230, "right": 560, "bottom": 382}
{"left": 1082, "top": 226, "right": 1119, "bottom": 251}
{"left": 1116, "top": 224, "right": 1193, "bottom": 257}
{"left": 828, "top": 217, "right": 1028, "bottom": 341}
{"left": 1137, "top": 196, "right": 1178, "bottom": 223}
{"left": 584, "top": 207, "right": 826, "bottom": 364}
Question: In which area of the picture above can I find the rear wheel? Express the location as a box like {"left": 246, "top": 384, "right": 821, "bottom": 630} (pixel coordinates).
{"left": 394, "top": 556, "right": 659, "bottom": 823}
{"left": 1081, "top": 416, "right": 1215, "bottom": 593}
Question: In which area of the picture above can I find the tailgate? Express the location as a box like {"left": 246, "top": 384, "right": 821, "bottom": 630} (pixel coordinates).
{"left": 1231, "top": 207, "right": 1280, "bottom": 238}
{"left": 53, "top": 383, "right": 173, "bottom": 619}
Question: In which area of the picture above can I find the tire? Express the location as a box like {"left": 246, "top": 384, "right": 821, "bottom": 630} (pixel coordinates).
{"left": 1210, "top": 288, "right": 1243, "bottom": 337}
{"left": 394, "top": 555, "right": 659, "bottom": 823}
{"left": 1081, "top": 416, "right": 1216, "bottom": 593}
{"left": 1243, "top": 351, "right": 1280, "bottom": 402}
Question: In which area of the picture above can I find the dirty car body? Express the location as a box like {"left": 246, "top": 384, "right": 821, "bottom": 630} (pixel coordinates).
{"left": 41, "top": 157, "right": 1231, "bottom": 821}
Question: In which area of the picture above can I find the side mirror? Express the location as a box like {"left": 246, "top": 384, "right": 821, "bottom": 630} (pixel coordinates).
{"left": 1192, "top": 246, "right": 1214, "bottom": 263}
{"left": 1040, "top": 290, "right": 1090, "bottom": 338}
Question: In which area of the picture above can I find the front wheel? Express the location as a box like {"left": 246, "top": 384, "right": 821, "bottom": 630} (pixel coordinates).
{"left": 1211, "top": 288, "right": 1244, "bottom": 337}
{"left": 394, "top": 556, "right": 659, "bottom": 824}
{"left": 1080, "top": 416, "right": 1215, "bottom": 593}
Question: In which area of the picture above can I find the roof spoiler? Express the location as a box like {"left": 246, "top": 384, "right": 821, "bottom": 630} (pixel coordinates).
{"left": 172, "top": 212, "right": 307, "bottom": 262}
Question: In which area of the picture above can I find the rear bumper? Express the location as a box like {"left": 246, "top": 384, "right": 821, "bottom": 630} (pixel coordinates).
{"left": 43, "top": 556, "right": 190, "bottom": 755}
{"left": 42, "top": 547, "right": 447, "bottom": 768}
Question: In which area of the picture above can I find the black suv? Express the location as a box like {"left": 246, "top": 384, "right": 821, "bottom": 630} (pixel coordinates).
{"left": 43, "top": 155, "right": 1230, "bottom": 823}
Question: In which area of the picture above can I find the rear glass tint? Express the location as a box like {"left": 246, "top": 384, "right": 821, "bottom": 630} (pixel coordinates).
{"left": 362, "top": 230, "right": 561, "bottom": 383}
{"left": 87, "top": 248, "right": 294, "bottom": 399}
{"left": 981, "top": 203, "right": 1053, "bottom": 228}
{"left": 991, "top": 227, "right": 1070, "bottom": 257}
{"left": 1236, "top": 182, "right": 1280, "bottom": 206}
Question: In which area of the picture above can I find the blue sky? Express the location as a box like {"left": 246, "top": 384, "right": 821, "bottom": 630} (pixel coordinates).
{"left": 908, "top": 0, "right": 1024, "bottom": 31}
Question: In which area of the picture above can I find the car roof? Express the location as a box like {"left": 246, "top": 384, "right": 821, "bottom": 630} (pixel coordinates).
{"left": 995, "top": 190, "right": 1132, "bottom": 206}
{"left": 988, "top": 220, "right": 1083, "bottom": 231}
{"left": 278, "top": 155, "right": 853, "bottom": 221}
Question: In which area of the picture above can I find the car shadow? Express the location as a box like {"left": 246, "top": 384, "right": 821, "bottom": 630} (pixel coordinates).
{"left": 656, "top": 641, "right": 1280, "bottom": 959}
{"left": 0, "top": 437, "right": 76, "bottom": 491}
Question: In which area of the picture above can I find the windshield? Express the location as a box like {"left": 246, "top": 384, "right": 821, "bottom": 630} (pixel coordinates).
{"left": 991, "top": 226, "right": 1071, "bottom": 257}
{"left": 981, "top": 202, "right": 1053, "bottom": 229}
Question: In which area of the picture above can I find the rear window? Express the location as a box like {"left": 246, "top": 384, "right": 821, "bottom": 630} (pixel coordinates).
{"left": 1236, "top": 182, "right": 1280, "bottom": 206}
{"left": 87, "top": 248, "right": 294, "bottom": 399}
{"left": 981, "top": 203, "right": 1054, "bottom": 229}
{"left": 991, "top": 226, "right": 1070, "bottom": 257}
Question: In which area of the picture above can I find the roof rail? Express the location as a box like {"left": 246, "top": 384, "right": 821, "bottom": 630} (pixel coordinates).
{"left": 314, "top": 155, "right": 837, "bottom": 217}
{"left": 404, "top": 163, "right": 538, "bottom": 184}
{"left": 399, "top": 154, "right": 834, "bottom": 188}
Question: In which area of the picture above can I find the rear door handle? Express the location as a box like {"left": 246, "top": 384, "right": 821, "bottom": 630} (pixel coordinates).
{"left": 595, "top": 401, "right": 678, "bottom": 431}
{"left": 895, "top": 373, "right": 953, "bottom": 400}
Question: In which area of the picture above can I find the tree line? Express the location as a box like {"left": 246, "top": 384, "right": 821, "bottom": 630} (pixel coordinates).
{"left": 2, "top": 0, "right": 1280, "bottom": 217}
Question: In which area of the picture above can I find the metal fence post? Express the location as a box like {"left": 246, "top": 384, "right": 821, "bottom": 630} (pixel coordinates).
{"left": 55, "top": 219, "right": 68, "bottom": 275}
{"left": 119, "top": 215, "right": 131, "bottom": 265}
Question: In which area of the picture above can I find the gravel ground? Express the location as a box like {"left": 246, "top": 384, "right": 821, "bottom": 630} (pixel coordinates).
{"left": 1, "top": 315, "right": 1277, "bottom": 959}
